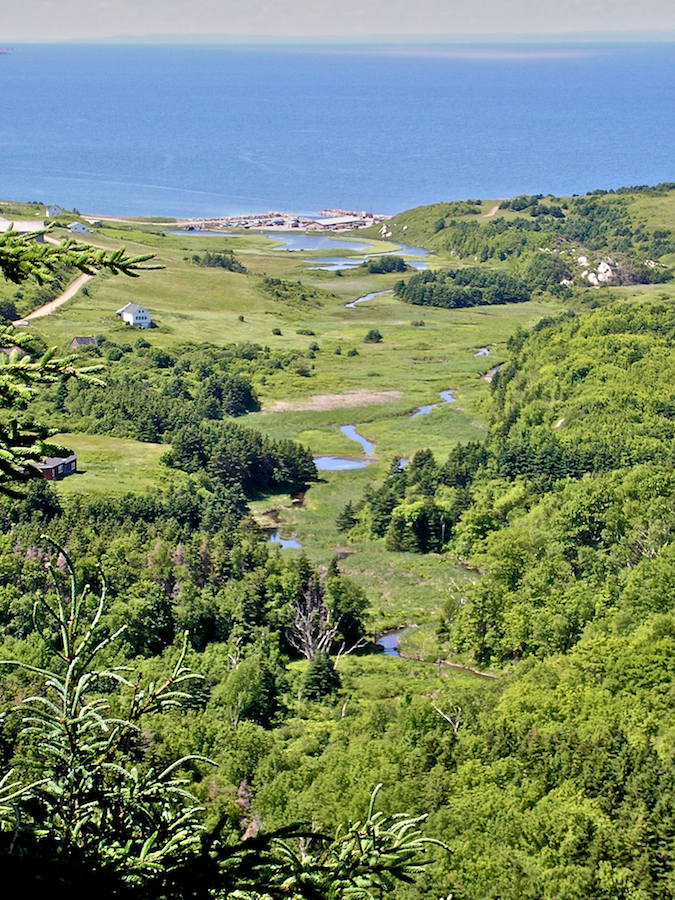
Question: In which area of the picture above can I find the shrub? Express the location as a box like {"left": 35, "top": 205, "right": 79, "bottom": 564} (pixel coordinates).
{"left": 303, "top": 651, "right": 341, "bottom": 699}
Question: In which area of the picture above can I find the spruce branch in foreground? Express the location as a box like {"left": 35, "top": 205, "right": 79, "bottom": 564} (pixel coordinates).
{"left": 0, "top": 543, "right": 447, "bottom": 898}
{"left": 0, "top": 228, "right": 162, "bottom": 285}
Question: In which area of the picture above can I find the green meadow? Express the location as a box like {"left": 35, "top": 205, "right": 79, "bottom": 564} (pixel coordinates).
{"left": 21, "top": 224, "right": 557, "bottom": 606}
{"left": 9, "top": 189, "right": 675, "bottom": 897}
{"left": 13, "top": 191, "right": 675, "bottom": 635}
{"left": 52, "top": 433, "right": 170, "bottom": 495}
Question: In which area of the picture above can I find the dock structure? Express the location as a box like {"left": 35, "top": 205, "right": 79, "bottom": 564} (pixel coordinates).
{"left": 172, "top": 209, "right": 391, "bottom": 233}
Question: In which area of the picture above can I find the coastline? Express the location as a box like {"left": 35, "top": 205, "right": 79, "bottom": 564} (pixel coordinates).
{"left": 94, "top": 209, "right": 392, "bottom": 234}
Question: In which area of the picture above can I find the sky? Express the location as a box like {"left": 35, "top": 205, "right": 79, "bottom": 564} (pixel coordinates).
{"left": 2, "top": 0, "right": 675, "bottom": 43}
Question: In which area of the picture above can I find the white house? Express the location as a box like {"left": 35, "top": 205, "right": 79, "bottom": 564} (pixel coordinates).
{"left": 116, "top": 302, "right": 152, "bottom": 328}
{"left": 67, "top": 222, "right": 89, "bottom": 234}
{"left": 45, "top": 205, "right": 63, "bottom": 217}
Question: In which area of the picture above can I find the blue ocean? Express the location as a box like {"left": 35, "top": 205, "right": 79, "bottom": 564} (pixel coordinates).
{"left": 1, "top": 43, "right": 674, "bottom": 218}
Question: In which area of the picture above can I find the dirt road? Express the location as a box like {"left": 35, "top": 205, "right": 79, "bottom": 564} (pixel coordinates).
{"left": 16, "top": 272, "right": 94, "bottom": 324}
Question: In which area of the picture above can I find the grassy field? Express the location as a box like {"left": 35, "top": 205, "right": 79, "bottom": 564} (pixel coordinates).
{"left": 16, "top": 195, "right": 675, "bottom": 634}
{"left": 52, "top": 433, "right": 171, "bottom": 495}
{"left": 25, "top": 225, "right": 565, "bottom": 469}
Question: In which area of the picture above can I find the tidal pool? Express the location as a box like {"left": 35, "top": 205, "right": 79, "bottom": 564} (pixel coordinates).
{"left": 272, "top": 234, "right": 372, "bottom": 252}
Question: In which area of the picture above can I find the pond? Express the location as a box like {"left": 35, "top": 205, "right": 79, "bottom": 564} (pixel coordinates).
{"left": 268, "top": 529, "right": 302, "bottom": 549}
{"left": 271, "top": 234, "right": 372, "bottom": 252}
{"left": 313, "top": 455, "right": 372, "bottom": 471}
{"left": 309, "top": 257, "right": 427, "bottom": 272}
{"left": 306, "top": 256, "right": 365, "bottom": 271}
{"left": 165, "top": 229, "right": 429, "bottom": 257}
{"left": 411, "top": 389, "right": 456, "bottom": 419}
{"left": 376, "top": 629, "right": 403, "bottom": 657}
{"left": 389, "top": 243, "right": 429, "bottom": 258}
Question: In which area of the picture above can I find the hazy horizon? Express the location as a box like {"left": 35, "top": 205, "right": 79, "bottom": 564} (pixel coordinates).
{"left": 3, "top": 0, "right": 675, "bottom": 44}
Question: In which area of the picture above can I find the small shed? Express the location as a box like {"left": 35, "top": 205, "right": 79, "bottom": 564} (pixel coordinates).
{"left": 70, "top": 336, "right": 97, "bottom": 350}
{"left": 0, "top": 219, "right": 46, "bottom": 242}
{"left": 0, "top": 346, "right": 26, "bottom": 362}
{"left": 67, "top": 222, "right": 89, "bottom": 234}
{"left": 35, "top": 455, "right": 77, "bottom": 480}
{"left": 116, "top": 302, "right": 152, "bottom": 328}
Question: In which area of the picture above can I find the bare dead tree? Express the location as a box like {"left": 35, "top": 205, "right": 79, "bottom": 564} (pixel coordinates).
{"left": 334, "top": 635, "right": 369, "bottom": 669}
{"left": 432, "top": 704, "right": 462, "bottom": 734}
{"left": 228, "top": 635, "right": 244, "bottom": 670}
{"left": 286, "top": 576, "right": 340, "bottom": 659}
{"left": 228, "top": 693, "right": 245, "bottom": 730}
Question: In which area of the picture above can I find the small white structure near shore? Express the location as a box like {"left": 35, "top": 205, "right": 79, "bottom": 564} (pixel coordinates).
{"left": 116, "top": 302, "right": 152, "bottom": 328}
{"left": 45, "top": 204, "right": 63, "bottom": 217}
{"left": 67, "top": 222, "right": 89, "bottom": 234}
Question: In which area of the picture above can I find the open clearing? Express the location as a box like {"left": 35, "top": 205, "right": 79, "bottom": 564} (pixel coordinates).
{"left": 53, "top": 433, "right": 170, "bottom": 495}
{"left": 263, "top": 389, "right": 403, "bottom": 413}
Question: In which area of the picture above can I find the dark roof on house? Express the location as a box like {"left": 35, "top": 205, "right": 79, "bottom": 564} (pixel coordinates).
{"left": 70, "top": 336, "right": 97, "bottom": 348}
{"left": 0, "top": 346, "right": 25, "bottom": 359}
{"left": 35, "top": 455, "right": 77, "bottom": 468}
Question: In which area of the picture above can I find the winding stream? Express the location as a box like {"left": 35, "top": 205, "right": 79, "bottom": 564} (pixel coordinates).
{"left": 313, "top": 456, "right": 371, "bottom": 471}
{"left": 375, "top": 628, "right": 497, "bottom": 678}
{"left": 411, "top": 389, "right": 456, "bottom": 419}
{"left": 340, "top": 424, "right": 375, "bottom": 454}
{"left": 313, "top": 424, "right": 375, "bottom": 471}
{"left": 346, "top": 289, "right": 391, "bottom": 309}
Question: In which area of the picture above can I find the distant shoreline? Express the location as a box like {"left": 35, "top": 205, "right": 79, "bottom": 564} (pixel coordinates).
{"left": 93, "top": 209, "right": 392, "bottom": 234}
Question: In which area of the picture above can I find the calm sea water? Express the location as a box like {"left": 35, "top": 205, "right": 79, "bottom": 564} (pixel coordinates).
{"left": 1, "top": 43, "right": 674, "bottom": 218}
